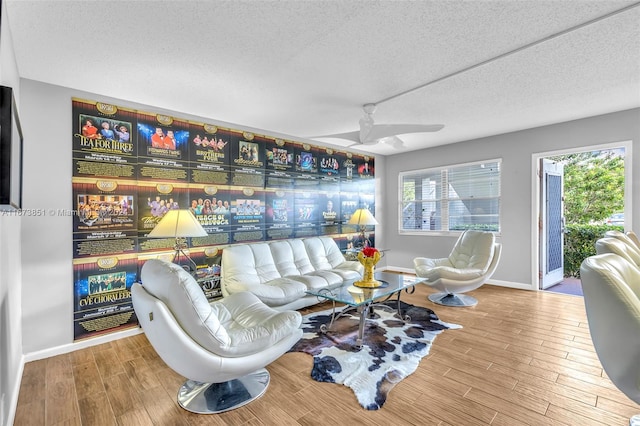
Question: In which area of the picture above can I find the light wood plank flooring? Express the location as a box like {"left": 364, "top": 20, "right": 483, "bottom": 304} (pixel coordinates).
{"left": 14, "top": 281, "right": 639, "bottom": 425}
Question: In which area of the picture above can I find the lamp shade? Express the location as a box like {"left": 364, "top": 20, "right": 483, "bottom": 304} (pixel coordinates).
{"left": 147, "top": 210, "right": 208, "bottom": 238}
{"left": 347, "top": 208, "right": 378, "bottom": 226}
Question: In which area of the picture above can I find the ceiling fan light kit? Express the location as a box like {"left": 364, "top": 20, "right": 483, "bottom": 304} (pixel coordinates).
{"left": 314, "top": 103, "right": 444, "bottom": 149}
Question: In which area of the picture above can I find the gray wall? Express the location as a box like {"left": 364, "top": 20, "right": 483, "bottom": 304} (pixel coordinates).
{"left": 383, "top": 108, "right": 640, "bottom": 288}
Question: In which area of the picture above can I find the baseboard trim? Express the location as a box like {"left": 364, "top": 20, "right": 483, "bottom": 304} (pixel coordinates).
{"left": 23, "top": 326, "right": 144, "bottom": 363}
{"left": 382, "top": 266, "right": 536, "bottom": 291}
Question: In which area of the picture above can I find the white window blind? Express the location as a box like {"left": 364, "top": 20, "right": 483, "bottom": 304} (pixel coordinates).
{"left": 400, "top": 159, "right": 501, "bottom": 233}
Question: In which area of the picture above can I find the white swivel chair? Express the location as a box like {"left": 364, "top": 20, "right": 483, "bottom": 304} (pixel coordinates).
{"left": 132, "top": 259, "right": 303, "bottom": 414}
{"left": 413, "top": 230, "right": 501, "bottom": 307}
{"left": 580, "top": 253, "right": 640, "bottom": 425}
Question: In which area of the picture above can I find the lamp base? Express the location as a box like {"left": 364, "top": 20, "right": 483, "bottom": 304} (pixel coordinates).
{"left": 354, "top": 279, "right": 382, "bottom": 288}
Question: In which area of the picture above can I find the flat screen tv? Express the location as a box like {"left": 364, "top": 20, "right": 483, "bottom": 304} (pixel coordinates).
{"left": 0, "top": 85, "right": 23, "bottom": 210}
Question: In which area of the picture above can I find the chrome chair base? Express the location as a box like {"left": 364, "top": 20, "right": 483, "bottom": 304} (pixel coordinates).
{"left": 428, "top": 292, "right": 478, "bottom": 307}
{"left": 177, "top": 368, "right": 270, "bottom": 414}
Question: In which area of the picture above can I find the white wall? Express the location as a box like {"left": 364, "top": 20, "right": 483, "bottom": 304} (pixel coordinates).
{"left": 384, "top": 108, "right": 640, "bottom": 288}
{"left": 0, "top": 0, "right": 24, "bottom": 423}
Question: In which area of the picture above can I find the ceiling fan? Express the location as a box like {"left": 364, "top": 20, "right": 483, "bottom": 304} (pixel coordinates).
{"left": 313, "top": 103, "right": 444, "bottom": 149}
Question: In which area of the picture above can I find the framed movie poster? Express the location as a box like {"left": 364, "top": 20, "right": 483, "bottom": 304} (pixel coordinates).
{"left": 136, "top": 181, "right": 190, "bottom": 234}
{"left": 72, "top": 98, "right": 137, "bottom": 179}
{"left": 73, "top": 253, "right": 139, "bottom": 341}
{"left": 318, "top": 191, "right": 341, "bottom": 235}
{"left": 356, "top": 155, "right": 375, "bottom": 179}
{"left": 318, "top": 147, "right": 343, "bottom": 190}
{"left": 136, "top": 111, "right": 190, "bottom": 182}
{"left": 72, "top": 178, "right": 139, "bottom": 259}
{"left": 189, "top": 184, "right": 232, "bottom": 245}
{"left": 229, "top": 130, "right": 265, "bottom": 188}
{"left": 264, "top": 189, "right": 294, "bottom": 241}
{"left": 293, "top": 190, "right": 318, "bottom": 238}
{"left": 265, "top": 137, "right": 295, "bottom": 188}
{"left": 228, "top": 187, "right": 266, "bottom": 243}
{"left": 189, "top": 121, "right": 231, "bottom": 185}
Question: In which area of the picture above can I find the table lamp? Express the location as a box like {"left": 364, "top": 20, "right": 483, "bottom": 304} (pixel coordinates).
{"left": 348, "top": 207, "right": 378, "bottom": 248}
{"left": 147, "top": 209, "right": 208, "bottom": 272}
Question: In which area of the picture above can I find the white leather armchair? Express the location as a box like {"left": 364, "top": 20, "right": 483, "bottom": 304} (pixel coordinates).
{"left": 580, "top": 253, "right": 640, "bottom": 425}
{"left": 595, "top": 236, "right": 640, "bottom": 268}
{"left": 132, "top": 259, "right": 303, "bottom": 414}
{"left": 625, "top": 230, "right": 640, "bottom": 248}
{"left": 413, "top": 230, "right": 501, "bottom": 307}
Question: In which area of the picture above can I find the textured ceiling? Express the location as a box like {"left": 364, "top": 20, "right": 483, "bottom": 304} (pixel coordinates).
{"left": 5, "top": 0, "right": 640, "bottom": 155}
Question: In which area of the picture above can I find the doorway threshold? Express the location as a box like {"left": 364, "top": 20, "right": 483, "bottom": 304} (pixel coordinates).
{"left": 545, "top": 277, "right": 583, "bottom": 296}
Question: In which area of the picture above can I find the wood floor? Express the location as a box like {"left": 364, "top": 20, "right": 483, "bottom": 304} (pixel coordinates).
{"left": 14, "top": 282, "right": 639, "bottom": 425}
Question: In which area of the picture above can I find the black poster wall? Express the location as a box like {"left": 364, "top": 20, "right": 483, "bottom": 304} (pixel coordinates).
{"left": 71, "top": 97, "right": 376, "bottom": 341}
{"left": 189, "top": 121, "right": 231, "bottom": 185}
{"left": 72, "top": 99, "right": 138, "bottom": 179}
{"left": 136, "top": 111, "right": 190, "bottom": 182}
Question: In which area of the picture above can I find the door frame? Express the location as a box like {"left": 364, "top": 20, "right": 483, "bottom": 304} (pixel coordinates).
{"left": 530, "top": 140, "right": 632, "bottom": 292}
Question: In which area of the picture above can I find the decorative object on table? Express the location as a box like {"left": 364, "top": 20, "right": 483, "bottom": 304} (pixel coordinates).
{"left": 346, "top": 285, "right": 366, "bottom": 303}
{"left": 147, "top": 209, "right": 208, "bottom": 273}
{"left": 354, "top": 246, "right": 381, "bottom": 288}
{"left": 288, "top": 300, "right": 461, "bottom": 410}
{"left": 347, "top": 207, "right": 378, "bottom": 248}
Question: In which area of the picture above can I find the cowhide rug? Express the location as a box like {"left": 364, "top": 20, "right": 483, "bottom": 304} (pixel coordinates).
{"left": 288, "top": 300, "right": 461, "bottom": 410}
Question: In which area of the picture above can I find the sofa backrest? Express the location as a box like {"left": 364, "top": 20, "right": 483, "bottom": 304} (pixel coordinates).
{"left": 221, "top": 236, "right": 344, "bottom": 285}
{"left": 305, "top": 236, "right": 347, "bottom": 270}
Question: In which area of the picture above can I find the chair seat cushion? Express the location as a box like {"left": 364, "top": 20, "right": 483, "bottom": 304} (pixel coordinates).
{"left": 418, "top": 265, "right": 486, "bottom": 282}
{"left": 215, "top": 292, "right": 302, "bottom": 357}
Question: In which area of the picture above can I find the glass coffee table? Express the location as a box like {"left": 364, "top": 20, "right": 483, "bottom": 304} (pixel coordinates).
{"left": 306, "top": 271, "right": 425, "bottom": 347}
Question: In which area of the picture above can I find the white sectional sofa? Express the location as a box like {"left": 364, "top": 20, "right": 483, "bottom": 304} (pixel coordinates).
{"left": 221, "top": 236, "right": 364, "bottom": 311}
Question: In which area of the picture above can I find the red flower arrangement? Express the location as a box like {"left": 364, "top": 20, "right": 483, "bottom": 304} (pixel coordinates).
{"left": 361, "top": 247, "right": 379, "bottom": 257}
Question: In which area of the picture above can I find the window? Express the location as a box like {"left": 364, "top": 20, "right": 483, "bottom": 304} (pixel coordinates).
{"left": 399, "top": 159, "right": 501, "bottom": 233}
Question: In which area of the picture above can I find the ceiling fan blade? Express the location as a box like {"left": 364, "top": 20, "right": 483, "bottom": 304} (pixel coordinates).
{"left": 380, "top": 136, "right": 405, "bottom": 149}
{"left": 366, "top": 124, "right": 444, "bottom": 142}
{"left": 310, "top": 130, "right": 361, "bottom": 144}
